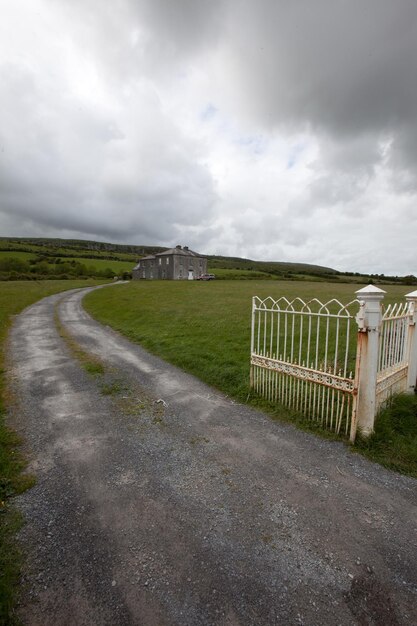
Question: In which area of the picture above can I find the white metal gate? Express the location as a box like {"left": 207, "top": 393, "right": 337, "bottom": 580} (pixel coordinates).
{"left": 250, "top": 287, "right": 417, "bottom": 440}
{"left": 250, "top": 296, "right": 359, "bottom": 437}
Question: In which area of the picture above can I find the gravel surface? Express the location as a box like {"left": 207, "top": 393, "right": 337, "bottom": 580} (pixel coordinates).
{"left": 6, "top": 284, "right": 417, "bottom": 625}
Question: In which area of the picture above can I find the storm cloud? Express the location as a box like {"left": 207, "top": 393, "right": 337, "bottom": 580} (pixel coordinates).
{"left": 1, "top": 0, "right": 416, "bottom": 274}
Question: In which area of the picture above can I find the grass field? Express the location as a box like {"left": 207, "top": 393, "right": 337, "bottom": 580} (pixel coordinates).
{"left": 0, "top": 279, "right": 104, "bottom": 623}
{"left": 0, "top": 251, "right": 135, "bottom": 275}
{"left": 209, "top": 268, "right": 278, "bottom": 280}
{"left": 84, "top": 280, "right": 411, "bottom": 398}
{"left": 62, "top": 257, "right": 135, "bottom": 273}
{"left": 0, "top": 252, "right": 35, "bottom": 261}
{"left": 84, "top": 280, "right": 417, "bottom": 476}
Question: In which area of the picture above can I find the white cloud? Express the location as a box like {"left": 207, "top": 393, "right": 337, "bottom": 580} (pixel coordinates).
{"left": 0, "top": 0, "right": 416, "bottom": 276}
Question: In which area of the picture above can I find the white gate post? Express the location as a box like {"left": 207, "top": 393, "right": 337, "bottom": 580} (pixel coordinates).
{"left": 354, "top": 285, "right": 386, "bottom": 437}
{"left": 405, "top": 289, "right": 417, "bottom": 393}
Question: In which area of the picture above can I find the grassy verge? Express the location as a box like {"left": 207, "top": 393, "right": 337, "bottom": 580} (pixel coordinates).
{"left": 83, "top": 280, "right": 416, "bottom": 474}
{"left": 354, "top": 394, "right": 417, "bottom": 477}
{"left": 53, "top": 303, "right": 106, "bottom": 378}
{"left": 0, "top": 280, "right": 104, "bottom": 624}
{"left": 55, "top": 309, "right": 165, "bottom": 429}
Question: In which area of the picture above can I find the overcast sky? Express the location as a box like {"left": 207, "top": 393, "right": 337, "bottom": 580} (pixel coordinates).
{"left": 1, "top": 0, "right": 416, "bottom": 275}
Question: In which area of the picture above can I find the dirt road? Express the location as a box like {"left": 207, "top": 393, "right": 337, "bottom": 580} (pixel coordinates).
{"left": 7, "top": 285, "right": 417, "bottom": 625}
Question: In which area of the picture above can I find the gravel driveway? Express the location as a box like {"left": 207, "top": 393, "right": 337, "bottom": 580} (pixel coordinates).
{"left": 7, "top": 284, "right": 417, "bottom": 625}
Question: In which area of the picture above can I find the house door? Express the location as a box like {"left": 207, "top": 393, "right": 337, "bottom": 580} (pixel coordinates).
{"left": 188, "top": 269, "right": 194, "bottom": 280}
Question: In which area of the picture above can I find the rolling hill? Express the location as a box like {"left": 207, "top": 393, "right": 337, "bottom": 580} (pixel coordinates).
{"left": 0, "top": 237, "right": 415, "bottom": 284}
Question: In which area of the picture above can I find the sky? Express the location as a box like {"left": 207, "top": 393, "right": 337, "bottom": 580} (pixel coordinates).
{"left": 0, "top": 0, "right": 416, "bottom": 275}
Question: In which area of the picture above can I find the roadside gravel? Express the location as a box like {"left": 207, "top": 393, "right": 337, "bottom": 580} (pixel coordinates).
{"left": 6, "top": 284, "right": 417, "bottom": 625}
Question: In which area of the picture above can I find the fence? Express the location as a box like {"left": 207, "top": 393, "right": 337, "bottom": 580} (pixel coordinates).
{"left": 250, "top": 286, "right": 417, "bottom": 441}
{"left": 376, "top": 302, "right": 411, "bottom": 410}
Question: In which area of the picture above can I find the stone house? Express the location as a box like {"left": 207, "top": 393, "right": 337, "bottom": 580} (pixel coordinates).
{"left": 132, "top": 245, "right": 207, "bottom": 280}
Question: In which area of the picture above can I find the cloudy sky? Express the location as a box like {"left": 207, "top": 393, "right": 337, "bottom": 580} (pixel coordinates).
{"left": 1, "top": 0, "right": 416, "bottom": 275}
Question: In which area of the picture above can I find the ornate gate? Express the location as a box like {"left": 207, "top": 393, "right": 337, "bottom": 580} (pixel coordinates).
{"left": 250, "top": 287, "right": 417, "bottom": 440}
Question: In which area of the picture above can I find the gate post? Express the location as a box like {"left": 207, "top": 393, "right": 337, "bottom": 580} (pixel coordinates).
{"left": 405, "top": 290, "right": 417, "bottom": 393}
{"left": 354, "top": 285, "right": 386, "bottom": 437}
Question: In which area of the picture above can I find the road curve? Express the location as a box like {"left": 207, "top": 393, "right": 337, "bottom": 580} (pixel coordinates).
{"left": 7, "top": 284, "right": 417, "bottom": 625}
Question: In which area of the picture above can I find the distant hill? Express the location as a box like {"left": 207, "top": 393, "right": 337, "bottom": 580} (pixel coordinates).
{"left": 0, "top": 237, "right": 164, "bottom": 260}
{"left": 207, "top": 255, "right": 338, "bottom": 278}
{"left": 0, "top": 237, "right": 337, "bottom": 274}
{"left": 0, "top": 237, "right": 336, "bottom": 271}
{"left": 0, "top": 237, "right": 415, "bottom": 285}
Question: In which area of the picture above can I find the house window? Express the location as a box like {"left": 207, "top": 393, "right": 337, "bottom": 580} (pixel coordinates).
{"left": 159, "top": 258, "right": 162, "bottom": 265}
{"left": 142, "top": 271, "right": 145, "bottom": 278}
{"left": 179, "top": 257, "right": 183, "bottom": 265}
{"left": 166, "top": 257, "right": 169, "bottom": 265}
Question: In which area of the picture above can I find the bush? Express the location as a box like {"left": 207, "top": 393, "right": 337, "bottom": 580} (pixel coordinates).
{"left": 0, "top": 258, "right": 30, "bottom": 273}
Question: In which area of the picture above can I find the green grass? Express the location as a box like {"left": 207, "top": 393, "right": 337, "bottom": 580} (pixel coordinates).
{"left": 100, "top": 381, "right": 127, "bottom": 396}
{"left": 0, "top": 279, "right": 103, "bottom": 623}
{"left": 0, "top": 251, "right": 35, "bottom": 261}
{"left": 84, "top": 280, "right": 411, "bottom": 393}
{"left": 84, "top": 361, "right": 106, "bottom": 376}
{"left": 354, "top": 394, "right": 417, "bottom": 477}
{"left": 84, "top": 281, "right": 256, "bottom": 401}
{"left": 61, "top": 257, "right": 135, "bottom": 273}
{"left": 208, "top": 268, "right": 277, "bottom": 280}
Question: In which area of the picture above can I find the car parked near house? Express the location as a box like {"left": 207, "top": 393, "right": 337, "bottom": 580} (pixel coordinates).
{"left": 197, "top": 273, "right": 216, "bottom": 280}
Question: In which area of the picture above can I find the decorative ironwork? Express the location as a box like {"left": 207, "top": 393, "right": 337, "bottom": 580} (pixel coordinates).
{"left": 250, "top": 295, "right": 359, "bottom": 436}
{"left": 378, "top": 303, "right": 412, "bottom": 375}
{"left": 251, "top": 355, "right": 355, "bottom": 393}
{"left": 382, "top": 301, "right": 411, "bottom": 320}
{"left": 376, "top": 365, "right": 408, "bottom": 395}
{"left": 250, "top": 291, "right": 414, "bottom": 440}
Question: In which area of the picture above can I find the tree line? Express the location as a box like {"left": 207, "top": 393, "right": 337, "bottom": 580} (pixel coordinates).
{"left": 0, "top": 256, "right": 132, "bottom": 281}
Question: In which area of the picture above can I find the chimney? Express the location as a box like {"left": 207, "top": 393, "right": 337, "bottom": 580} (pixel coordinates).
{"left": 176, "top": 245, "right": 182, "bottom": 249}
{"left": 183, "top": 246, "right": 189, "bottom": 251}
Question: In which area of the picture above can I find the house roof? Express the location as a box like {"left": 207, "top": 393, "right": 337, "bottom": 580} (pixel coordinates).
{"left": 156, "top": 247, "right": 205, "bottom": 258}
{"left": 133, "top": 254, "right": 155, "bottom": 270}
{"left": 133, "top": 246, "right": 206, "bottom": 269}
